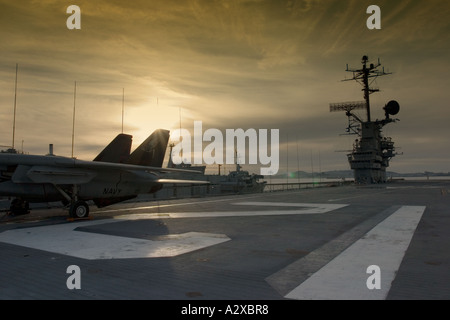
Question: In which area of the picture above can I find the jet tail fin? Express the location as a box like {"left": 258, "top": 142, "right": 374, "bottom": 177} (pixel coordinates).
{"left": 93, "top": 133, "right": 132, "bottom": 163}
{"left": 125, "top": 129, "right": 170, "bottom": 167}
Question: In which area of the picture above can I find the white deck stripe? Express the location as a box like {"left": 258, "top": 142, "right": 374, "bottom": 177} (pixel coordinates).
{"left": 114, "top": 203, "right": 348, "bottom": 220}
{"left": 97, "top": 194, "right": 265, "bottom": 214}
{"left": 285, "top": 205, "right": 426, "bottom": 300}
{"left": 235, "top": 202, "right": 348, "bottom": 213}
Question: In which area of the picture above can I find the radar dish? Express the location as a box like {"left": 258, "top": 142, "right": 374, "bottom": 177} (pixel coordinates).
{"left": 384, "top": 100, "right": 400, "bottom": 115}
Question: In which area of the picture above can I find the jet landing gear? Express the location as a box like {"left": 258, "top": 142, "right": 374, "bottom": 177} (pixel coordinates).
{"left": 69, "top": 200, "right": 90, "bottom": 219}
{"left": 54, "top": 184, "right": 90, "bottom": 219}
{"left": 9, "top": 198, "right": 30, "bottom": 216}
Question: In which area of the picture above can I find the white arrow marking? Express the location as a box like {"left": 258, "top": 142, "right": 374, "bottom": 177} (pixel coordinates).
{"left": 0, "top": 219, "right": 229, "bottom": 260}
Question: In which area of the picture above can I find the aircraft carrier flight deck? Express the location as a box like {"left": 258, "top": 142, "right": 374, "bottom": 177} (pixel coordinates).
{"left": 1, "top": 179, "right": 449, "bottom": 300}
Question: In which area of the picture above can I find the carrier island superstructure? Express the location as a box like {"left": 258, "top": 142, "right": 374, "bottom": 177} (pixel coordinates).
{"left": 330, "top": 56, "right": 400, "bottom": 184}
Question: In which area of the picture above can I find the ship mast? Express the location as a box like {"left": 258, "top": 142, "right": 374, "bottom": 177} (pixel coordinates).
{"left": 362, "top": 56, "right": 373, "bottom": 121}
{"left": 341, "top": 55, "right": 391, "bottom": 122}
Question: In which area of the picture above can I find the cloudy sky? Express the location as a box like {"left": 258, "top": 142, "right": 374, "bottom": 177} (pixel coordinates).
{"left": 1, "top": 0, "right": 449, "bottom": 175}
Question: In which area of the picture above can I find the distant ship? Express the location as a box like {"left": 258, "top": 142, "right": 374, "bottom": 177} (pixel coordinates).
{"left": 167, "top": 144, "right": 266, "bottom": 194}
{"left": 330, "top": 56, "right": 400, "bottom": 184}
{"left": 216, "top": 162, "right": 266, "bottom": 194}
{"left": 1, "top": 148, "right": 18, "bottom": 154}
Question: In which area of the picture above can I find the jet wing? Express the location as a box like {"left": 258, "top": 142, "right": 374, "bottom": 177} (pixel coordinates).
{"left": 8, "top": 157, "right": 205, "bottom": 185}
{"left": 69, "top": 158, "right": 205, "bottom": 175}
{"left": 157, "top": 179, "right": 210, "bottom": 184}
{"left": 69, "top": 160, "right": 210, "bottom": 185}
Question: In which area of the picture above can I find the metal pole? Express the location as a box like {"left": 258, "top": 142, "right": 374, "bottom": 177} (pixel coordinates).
{"left": 12, "top": 63, "right": 18, "bottom": 150}
{"left": 71, "top": 81, "right": 77, "bottom": 158}
{"left": 296, "top": 136, "right": 300, "bottom": 185}
{"left": 122, "top": 88, "right": 124, "bottom": 133}
{"left": 286, "top": 133, "right": 289, "bottom": 186}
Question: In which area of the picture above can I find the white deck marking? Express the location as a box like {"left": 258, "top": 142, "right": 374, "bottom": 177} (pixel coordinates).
{"left": 0, "top": 219, "right": 230, "bottom": 260}
{"left": 114, "top": 202, "right": 348, "bottom": 220}
{"left": 0, "top": 202, "right": 346, "bottom": 260}
{"left": 234, "top": 202, "right": 348, "bottom": 213}
{"left": 97, "top": 194, "right": 265, "bottom": 214}
{"left": 285, "top": 206, "right": 426, "bottom": 300}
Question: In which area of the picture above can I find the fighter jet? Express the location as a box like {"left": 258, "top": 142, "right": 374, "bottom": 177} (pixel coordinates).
{"left": 0, "top": 129, "right": 206, "bottom": 218}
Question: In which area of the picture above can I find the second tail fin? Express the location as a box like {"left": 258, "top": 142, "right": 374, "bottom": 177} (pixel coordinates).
{"left": 125, "top": 129, "right": 170, "bottom": 167}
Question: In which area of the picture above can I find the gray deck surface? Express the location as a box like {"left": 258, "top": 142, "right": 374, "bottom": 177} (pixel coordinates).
{"left": 1, "top": 180, "right": 449, "bottom": 300}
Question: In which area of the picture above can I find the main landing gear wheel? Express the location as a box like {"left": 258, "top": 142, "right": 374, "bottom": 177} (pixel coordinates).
{"left": 9, "top": 199, "right": 30, "bottom": 215}
{"left": 70, "top": 201, "right": 89, "bottom": 219}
